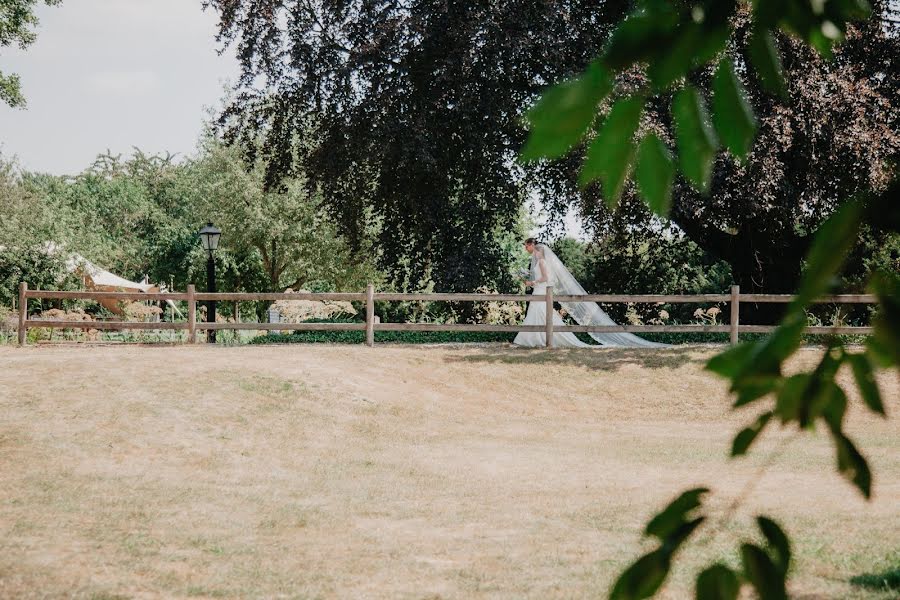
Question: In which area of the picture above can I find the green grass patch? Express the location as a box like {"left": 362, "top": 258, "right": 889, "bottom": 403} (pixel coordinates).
{"left": 249, "top": 329, "right": 514, "bottom": 345}
{"left": 247, "top": 326, "right": 862, "bottom": 347}
{"left": 849, "top": 567, "right": 900, "bottom": 592}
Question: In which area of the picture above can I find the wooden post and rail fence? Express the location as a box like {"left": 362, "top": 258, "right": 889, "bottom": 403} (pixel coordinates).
{"left": 15, "top": 282, "right": 876, "bottom": 348}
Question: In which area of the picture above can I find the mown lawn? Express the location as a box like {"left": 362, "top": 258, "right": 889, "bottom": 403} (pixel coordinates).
{"left": 0, "top": 344, "right": 897, "bottom": 599}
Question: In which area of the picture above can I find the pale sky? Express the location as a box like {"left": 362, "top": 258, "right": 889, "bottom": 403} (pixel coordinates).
{"left": 0, "top": 0, "right": 237, "bottom": 175}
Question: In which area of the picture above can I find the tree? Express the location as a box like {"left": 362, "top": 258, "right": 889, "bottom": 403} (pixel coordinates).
{"left": 4, "top": 142, "right": 377, "bottom": 307}
{"left": 574, "top": 195, "right": 733, "bottom": 324}
{"left": 0, "top": 154, "right": 76, "bottom": 305}
{"left": 207, "top": 0, "right": 896, "bottom": 310}
{"left": 191, "top": 142, "right": 377, "bottom": 293}
{"left": 666, "top": 11, "right": 899, "bottom": 320}
{"left": 205, "top": 0, "right": 630, "bottom": 293}
{"left": 0, "top": 0, "right": 62, "bottom": 107}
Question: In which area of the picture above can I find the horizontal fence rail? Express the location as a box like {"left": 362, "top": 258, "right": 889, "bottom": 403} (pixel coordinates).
{"left": 15, "top": 282, "right": 877, "bottom": 348}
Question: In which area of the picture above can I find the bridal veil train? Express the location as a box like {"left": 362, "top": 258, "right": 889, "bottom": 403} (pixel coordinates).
{"left": 513, "top": 243, "right": 666, "bottom": 348}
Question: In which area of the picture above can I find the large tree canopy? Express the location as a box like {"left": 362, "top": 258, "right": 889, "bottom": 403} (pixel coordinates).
{"left": 207, "top": 0, "right": 630, "bottom": 292}
{"left": 208, "top": 0, "right": 898, "bottom": 309}
{"left": 566, "top": 9, "right": 899, "bottom": 320}
{"left": 666, "top": 11, "right": 898, "bottom": 300}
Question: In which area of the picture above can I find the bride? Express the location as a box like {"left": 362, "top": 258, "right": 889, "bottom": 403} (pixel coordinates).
{"left": 513, "top": 238, "right": 665, "bottom": 348}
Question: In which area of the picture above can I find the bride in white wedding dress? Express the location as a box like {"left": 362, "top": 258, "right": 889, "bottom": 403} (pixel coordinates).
{"left": 513, "top": 238, "right": 665, "bottom": 348}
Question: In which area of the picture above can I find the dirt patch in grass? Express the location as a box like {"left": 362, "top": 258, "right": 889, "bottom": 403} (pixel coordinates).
{"left": 0, "top": 344, "right": 897, "bottom": 599}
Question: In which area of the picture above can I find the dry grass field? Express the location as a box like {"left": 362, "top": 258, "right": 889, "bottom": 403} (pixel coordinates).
{"left": 0, "top": 344, "right": 897, "bottom": 600}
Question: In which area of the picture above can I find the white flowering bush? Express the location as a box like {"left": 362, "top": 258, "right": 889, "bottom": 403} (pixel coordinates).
{"left": 624, "top": 303, "right": 644, "bottom": 326}
{"left": 692, "top": 306, "right": 722, "bottom": 325}
{"left": 270, "top": 289, "right": 358, "bottom": 323}
{"left": 471, "top": 286, "right": 524, "bottom": 325}
{"left": 123, "top": 303, "right": 163, "bottom": 322}
{"left": 646, "top": 309, "right": 671, "bottom": 326}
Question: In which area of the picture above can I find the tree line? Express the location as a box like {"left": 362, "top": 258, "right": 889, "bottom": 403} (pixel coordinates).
{"left": 1, "top": 0, "right": 897, "bottom": 325}
{"left": 206, "top": 0, "right": 898, "bottom": 322}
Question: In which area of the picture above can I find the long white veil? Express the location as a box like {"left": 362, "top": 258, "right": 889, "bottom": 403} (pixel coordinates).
{"left": 537, "top": 244, "right": 666, "bottom": 348}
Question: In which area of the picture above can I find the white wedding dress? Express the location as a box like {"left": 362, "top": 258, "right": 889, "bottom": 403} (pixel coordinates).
{"left": 513, "top": 244, "right": 666, "bottom": 348}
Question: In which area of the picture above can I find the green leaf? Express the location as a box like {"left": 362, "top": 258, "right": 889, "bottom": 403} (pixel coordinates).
{"left": 865, "top": 335, "right": 895, "bottom": 369}
{"left": 805, "top": 345, "right": 847, "bottom": 426}
{"left": 819, "top": 381, "right": 848, "bottom": 432}
{"left": 846, "top": 353, "right": 884, "bottom": 415}
{"left": 635, "top": 134, "right": 675, "bottom": 217}
{"left": 731, "top": 311, "right": 806, "bottom": 407}
{"left": 847, "top": 353, "right": 885, "bottom": 416}
{"left": 757, "top": 516, "right": 791, "bottom": 576}
{"left": 662, "top": 516, "right": 706, "bottom": 553}
{"left": 794, "top": 200, "right": 863, "bottom": 307}
{"left": 706, "top": 340, "right": 755, "bottom": 379}
{"left": 752, "top": 0, "right": 787, "bottom": 29}
{"left": 732, "top": 411, "right": 773, "bottom": 456}
{"left": 815, "top": 342, "right": 846, "bottom": 382}
{"left": 0, "top": 71, "right": 27, "bottom": 109}
{"left": 712, "top": 58, "right": 757, "bottom": 161}
{"left": 832, "top": 430, "right": 872, "bottom": 498}
{"left": 870, "top": 270, "right": 900, "bottom": 365}
{"left": 775, "top": 374, "right": 811, "bottom": 424}
{"left": 645, "top": 487, "right": 709, "bottom": 540}
{"left": 604, "top": 13, "right": 678, "bottom": 71}
{"left": 764, "top": 310, "right": 808, "bottom": 364}
{"left": 520, "top": 62, "right": 612, "bottom": 161}
{"left": 610, "top": 549, "right": 671, "bottom": 600}
{"left": 581, "top": 95, "right": 645, "bottom": 207}
{"left": 733, "top": 374, "right": 780, "bottom": 408}
{"left": 741, "top": 543, "right": 787, "bottom": 600}
{"left": 672, "top": 86, "right": 718, "bottom": 192}
{"left": 692, "top": 24, "right": 732, "bottom": 66}
{"left": 828, "top": 0, "right": 873, "bottom": 22}
{"left": 647, "top": 24, "right": 702, "bottom": 89}
{"left": 695, "top": 563, "right": 740, "bottom": 600}
{"left": 747, "top": 28, "right": 787, "bottom": 99}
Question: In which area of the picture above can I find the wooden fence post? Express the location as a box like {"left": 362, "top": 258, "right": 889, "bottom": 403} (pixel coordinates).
{"left": 545, "top": 285, "right": 554, "bottom": 349}
{"left": 366, "top": 284, "right": 375, "bottom": 347}
{"left": 18, "top": 282, "right": 27, "bottom": 346}
{"left": 730, "top": 284, "right": 740, "bottom": 345}
{"left": 187, "top": 284, "right": 196, "bottom": 344}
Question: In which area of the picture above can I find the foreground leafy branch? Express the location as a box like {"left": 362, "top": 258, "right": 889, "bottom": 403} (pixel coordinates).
{"left": 521, "top": 0, "right": 898, "bottom": 597}
{"left": 610, "top": 186, "right": 897, "bottom": 599}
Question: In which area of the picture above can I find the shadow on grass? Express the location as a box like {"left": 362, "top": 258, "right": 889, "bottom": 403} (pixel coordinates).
{"left": 849, "top": 567, "right": 900, "bottom": 593}
{"left": 443, "top": 344, "right": 706, "bottom": 371}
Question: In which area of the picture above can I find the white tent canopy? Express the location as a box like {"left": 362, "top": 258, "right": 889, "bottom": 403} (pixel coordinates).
{"left": 41, "top": 242, "right": 181, "bottom": 316}
{"left": 68, "top": 253, "right": 155, "bottom": 292}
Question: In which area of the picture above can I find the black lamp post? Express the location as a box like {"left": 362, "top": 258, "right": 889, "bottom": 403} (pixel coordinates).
{"left": 198, "top": 222, "right": 222, "bottom": 343}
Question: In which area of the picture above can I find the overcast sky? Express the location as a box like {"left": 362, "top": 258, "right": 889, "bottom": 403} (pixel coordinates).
{"left": 0, "top": 0, "right": 237, "bottom": 175}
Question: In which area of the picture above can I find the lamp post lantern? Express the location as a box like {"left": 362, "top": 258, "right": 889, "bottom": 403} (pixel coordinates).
{"left": 198, "top": 222, "right": 221, "bottom": 343}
